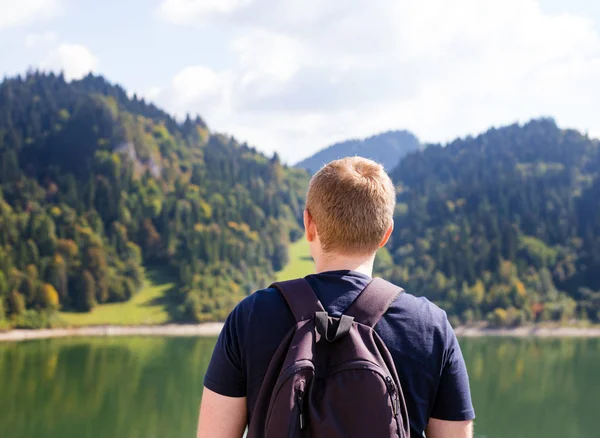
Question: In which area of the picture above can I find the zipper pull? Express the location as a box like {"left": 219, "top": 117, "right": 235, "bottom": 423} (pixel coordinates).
{"left": 386, "top": 376, "right": 399, "bottom": 416}
{"left": 297, "top": 390, "right": 306, "bottom": 430}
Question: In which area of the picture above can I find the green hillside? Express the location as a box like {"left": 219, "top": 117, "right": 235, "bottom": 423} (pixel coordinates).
{"left": 0, "top": 71, "right": 308, "bottom": 328}
{"left": 384, "top": 119, "right": 600, "bottom": 326}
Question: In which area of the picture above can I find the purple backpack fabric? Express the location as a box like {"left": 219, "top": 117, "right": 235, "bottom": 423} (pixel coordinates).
{"left": 247, "top": 277, "right": 411, "bottom": 438}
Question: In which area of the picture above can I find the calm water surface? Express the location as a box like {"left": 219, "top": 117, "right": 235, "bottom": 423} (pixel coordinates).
{"left": 0, "top": 336, "right": 598, "bottom": 438}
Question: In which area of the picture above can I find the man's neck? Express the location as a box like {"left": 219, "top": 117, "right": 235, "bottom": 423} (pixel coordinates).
{"left": 314, "top": 252, "right": 375, "bottom": 277}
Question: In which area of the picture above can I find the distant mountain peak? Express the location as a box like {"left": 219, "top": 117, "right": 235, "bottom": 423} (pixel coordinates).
{"left": 295, "top": 130, "right": 420, "bottom": 174}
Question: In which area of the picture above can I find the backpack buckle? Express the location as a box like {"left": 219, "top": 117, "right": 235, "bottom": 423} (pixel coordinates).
{"left": 315, "top": 312, "right": 354, "bottom": 342}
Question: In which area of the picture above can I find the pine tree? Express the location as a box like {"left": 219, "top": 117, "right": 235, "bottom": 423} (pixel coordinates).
{"left": 79, "top": 270, "right": 96, "bottom": 312}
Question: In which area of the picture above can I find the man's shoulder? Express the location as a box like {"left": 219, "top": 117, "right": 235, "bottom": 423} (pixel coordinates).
{"left": 383, "top": 286, "right": 452, "bottom": 340}
{"left": 230, "top": 285, "right": 293, "bottom": 325}
{"left": 242, "top": 285, "right": 286, "bottom": 308}
{"left": 395, "top": 290, "right": 448, "bottom": 321}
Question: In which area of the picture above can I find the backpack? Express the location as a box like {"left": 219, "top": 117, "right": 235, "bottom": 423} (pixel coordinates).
{"left": 247, "top": 277, "right": 411, "bottom": 438}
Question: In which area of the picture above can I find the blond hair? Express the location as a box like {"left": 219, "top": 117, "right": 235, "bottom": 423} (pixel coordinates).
{"left": 305, "top": 156, "right": 396, "bottom": 255}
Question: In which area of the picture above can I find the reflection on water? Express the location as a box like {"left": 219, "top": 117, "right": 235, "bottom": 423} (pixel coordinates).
{"left": 462, "top": 338, "right": 600, "bottom": 438}
{"left": 0, "top": 337, "right": 215, "bottom": 438}
{"left": 0, "top": 337, "right": 598, "bottom": 438}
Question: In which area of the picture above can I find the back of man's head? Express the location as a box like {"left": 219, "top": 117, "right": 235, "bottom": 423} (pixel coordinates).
{"left": 305, "top": 156, "right": 396, "bottom": 256}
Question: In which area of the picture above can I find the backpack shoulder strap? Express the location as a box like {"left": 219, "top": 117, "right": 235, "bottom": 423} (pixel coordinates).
{"left": 344, "top": 277, "right": 404, "bottom": 327}
{"left": 270, "top": 278, "right": 325, "bottom": 323}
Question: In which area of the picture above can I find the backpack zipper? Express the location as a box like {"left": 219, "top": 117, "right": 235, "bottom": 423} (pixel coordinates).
{"left": 385, "top": 376, "right": 399, "bottom": 416}
{"left": 297, "top": 389, "right": 306, "bottom": 430}
{"left": 265, "top": 360, "right": 314, "bottom": 433}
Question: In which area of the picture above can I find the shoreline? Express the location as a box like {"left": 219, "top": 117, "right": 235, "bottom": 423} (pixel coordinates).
{"left": 453, "top": 325, "right": 600, "bottom": 338}
{"left": 1, "top": 323, "right": 600, "bottom": 342}
{"left": 0, "top": 323, "right": 226, "bottom": 342}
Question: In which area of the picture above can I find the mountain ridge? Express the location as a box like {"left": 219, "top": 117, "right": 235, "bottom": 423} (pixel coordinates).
{"left": 295, "top": 130, "right": 420, "bottom": 173}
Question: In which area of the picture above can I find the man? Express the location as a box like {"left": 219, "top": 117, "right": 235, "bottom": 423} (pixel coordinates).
{"left": 198, "top": 157, "right": 475, "bottom": 437}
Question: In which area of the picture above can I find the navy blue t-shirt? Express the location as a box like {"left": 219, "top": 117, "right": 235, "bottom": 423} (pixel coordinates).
{"left": 204, "top": 271, "right": 475, "bottom": 437}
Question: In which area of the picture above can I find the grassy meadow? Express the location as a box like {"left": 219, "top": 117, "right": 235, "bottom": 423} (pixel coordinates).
{"left": 59, "top": 269, "right": 176, "bottom": 326}
{"left": 56, "top": 238, "right": 312, "bottom": 327}
{"left": 276, "top": 237, "right": 314, "bottom": 281}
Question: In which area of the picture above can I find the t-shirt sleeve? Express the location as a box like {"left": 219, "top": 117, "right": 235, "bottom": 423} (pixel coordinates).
{"left": 203, "top": 302, "right": 248, "bottom": 398}
{"left": 430, "top": 317, "right": 476, "bottom": 421}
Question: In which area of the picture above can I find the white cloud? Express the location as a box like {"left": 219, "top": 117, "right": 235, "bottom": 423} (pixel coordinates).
{"left": 0, "top": 0, "right": 62, "bottom": 29}
{"left": 231, "top": 30, "right": 305, "bottom": 83}
{"left": 152, "top": 66, "right": 233, "bottom": 120}
{"left": 25, "top": 31, "right": 58, "bottom": 48}
{"left": 154, "top": 0, "right": 600, "bottom": 163}
{"left": 156, "top": 0, "right": 255, "bottom": 25}
{"left": 42, "top": 44, "right": 99, "bottom": 81}
{"left": 144, "top": 86, "right": 163, "bottom": 101}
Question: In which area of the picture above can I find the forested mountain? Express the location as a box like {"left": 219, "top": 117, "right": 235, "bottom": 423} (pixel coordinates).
{"left": 1, "top": 72, "right": 598, "bottom": 330}
{"left": 377, "top": 119, "right": 600, "bottom": 326}
{"left": 296, "top": 130, "right": 420, "bottom": 173}
{"left": 0, "top": 71, "right": 308, "bottom": 327}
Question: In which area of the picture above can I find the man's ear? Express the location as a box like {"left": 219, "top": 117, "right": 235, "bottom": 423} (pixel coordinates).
{"left": 304, "top": 209, "right": 316, "bottom": 242}
{"left": 379, "top": 220, "right": 394, "bottom": 248}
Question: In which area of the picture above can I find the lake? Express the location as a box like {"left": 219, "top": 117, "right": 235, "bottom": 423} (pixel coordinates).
{"left": 1, "top": 336, "right": 598, "bottom": 438}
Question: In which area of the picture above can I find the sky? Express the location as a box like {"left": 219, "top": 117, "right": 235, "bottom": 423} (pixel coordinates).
{"left": 1, "top": 0, "right": 599, "bottom": 164}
